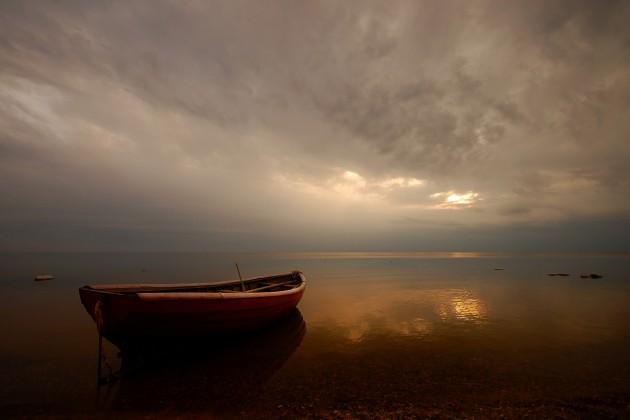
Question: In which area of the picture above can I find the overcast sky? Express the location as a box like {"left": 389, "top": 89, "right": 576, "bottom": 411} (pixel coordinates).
{"left": 1, "top": 0, "right": 629, "bottom": 252}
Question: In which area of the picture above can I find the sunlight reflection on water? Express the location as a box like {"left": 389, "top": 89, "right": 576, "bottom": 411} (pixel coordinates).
{"left": 309, "top": 287, "right": 489, "bottom": 342}
{"left": 448, "top": 293, "right": 487, "bottom": 322}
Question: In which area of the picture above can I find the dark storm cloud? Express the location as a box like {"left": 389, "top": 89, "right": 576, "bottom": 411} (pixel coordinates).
{"left": 1, "top": 0, "right": 629, "bottom": 251}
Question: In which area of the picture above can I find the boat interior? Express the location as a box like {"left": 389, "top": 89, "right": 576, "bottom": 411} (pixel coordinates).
{"left": 83, "top": 271, "right": 304, "bottom": 295}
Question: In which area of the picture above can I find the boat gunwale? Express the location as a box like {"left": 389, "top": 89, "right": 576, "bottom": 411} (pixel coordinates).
{"left": 79, "top": 271, "right": 305, "bottom": 297}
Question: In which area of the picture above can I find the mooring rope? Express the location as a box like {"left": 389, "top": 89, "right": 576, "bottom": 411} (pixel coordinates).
{"left": 94, "top": 300, "right": 114, "bottom": 382}
{"left": 94, "top": 300, "right": 105, "bottom": 332}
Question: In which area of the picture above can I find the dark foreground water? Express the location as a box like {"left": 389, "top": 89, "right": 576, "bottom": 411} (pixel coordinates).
{"left": 2, "top": 252, "right": 630, "bottom": 418}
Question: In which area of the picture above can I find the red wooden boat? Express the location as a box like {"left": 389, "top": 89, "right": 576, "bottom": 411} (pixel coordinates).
{"left": 79, "top": 271, "right": 306, "bottom": 342}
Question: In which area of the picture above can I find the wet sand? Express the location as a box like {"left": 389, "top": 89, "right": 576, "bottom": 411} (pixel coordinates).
{"left": 2, "top": 252, "right": 630, "bottom": 418}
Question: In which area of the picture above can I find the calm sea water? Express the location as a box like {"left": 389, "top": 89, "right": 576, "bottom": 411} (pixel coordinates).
{"left": 1, "top": 252, "right": 630, "bottom": 418}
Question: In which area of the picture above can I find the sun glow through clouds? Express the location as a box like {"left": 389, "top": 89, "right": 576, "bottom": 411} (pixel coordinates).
{"left": 377, "top": 177, "right": 425, "bottom": 188}
{"left": 431, "top": 191, "right": 481, "bottom": 208}
{"left": 277, "top": 170, "right": 427, "bottom": 203}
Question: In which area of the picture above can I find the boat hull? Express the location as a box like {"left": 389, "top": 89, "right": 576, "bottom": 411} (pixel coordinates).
{"left": 79, "top": 273, "right": 306, "bottom": 343}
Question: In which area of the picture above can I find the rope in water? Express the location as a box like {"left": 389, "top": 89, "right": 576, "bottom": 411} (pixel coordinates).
{"left": 94, "top": 300, "right": 114, "bottom": 383}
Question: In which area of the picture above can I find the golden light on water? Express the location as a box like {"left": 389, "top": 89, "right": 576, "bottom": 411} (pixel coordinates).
{"left": 309, "top": 285, "right": 488, "bottom": 342}
{"left": 451, "top": 296, "right": 487, "bottom": 321}
{"left": 437, "top": 297, "right": 487, "bottom": 322}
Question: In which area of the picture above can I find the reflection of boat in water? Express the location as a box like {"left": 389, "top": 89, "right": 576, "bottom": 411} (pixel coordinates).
{"left": 98, "top": 309, "right": 306, "bottom": 413}
{"left": 79, "top": 271, "right": 306, "bottom": 345}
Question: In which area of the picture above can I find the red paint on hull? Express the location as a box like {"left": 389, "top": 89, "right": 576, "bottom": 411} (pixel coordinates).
{"left": 79, "top": 272, "right": 306, "bottom": 341}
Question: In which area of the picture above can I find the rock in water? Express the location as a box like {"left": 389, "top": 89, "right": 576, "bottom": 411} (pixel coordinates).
{"left": 579, "top": 273, "right": 603, "bottom": 279}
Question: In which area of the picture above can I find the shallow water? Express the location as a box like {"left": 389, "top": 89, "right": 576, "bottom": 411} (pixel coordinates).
{"left": 1, "top": 252, "right": 630, "bottom": 417}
